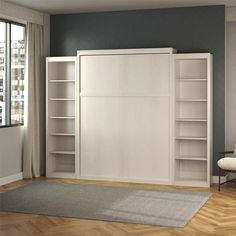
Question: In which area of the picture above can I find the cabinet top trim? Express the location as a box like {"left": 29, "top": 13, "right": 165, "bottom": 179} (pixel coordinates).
{"left": 174, "top": 53, "right": 212, "bottom": 59}
{"left": 46, "top": 56, "right": 76, "bottom": 62}
{"left": 77, "top": 48, "right": 176, "bottom": 56}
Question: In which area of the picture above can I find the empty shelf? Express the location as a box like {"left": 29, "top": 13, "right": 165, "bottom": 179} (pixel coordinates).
{"left": 50, "top": 98, "right": 75, "bottom": 101}
{"left": 50, "top": 116, "right": 75, "bottom": 119}
{"left": 175, "top": 155, "right": 207, "bottom": 161}
{"left": 50, "top": 133, "right": 75, "bottom": 136}
{"left": 50, "top": 151, "right": 75, "bottom": 155}
{"left": 176, "top": 118, "right": 207, "bottom": 122}
{"left": 176, "top": 98, "right": 207, "bottom": 102}
{"left": 49, "top": 80, "right": 75, "bottom": 83}
{"left": 177, "top": 78, "right": 207, "bottom": 81}
{"left": 175, "top": 136, "right": 207, "bottom": 141}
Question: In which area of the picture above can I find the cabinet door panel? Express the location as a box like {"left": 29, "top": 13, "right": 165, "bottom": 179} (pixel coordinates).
{"left": 81, "top": 54, "right": 170, "bottom": 95}
{"left": 81, "top": 97, "right": 170, "bottom": 182}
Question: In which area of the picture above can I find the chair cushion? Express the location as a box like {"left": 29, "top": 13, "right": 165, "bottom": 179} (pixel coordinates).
{"left": 218, "top": 157, "right": 236, "bottom": 171}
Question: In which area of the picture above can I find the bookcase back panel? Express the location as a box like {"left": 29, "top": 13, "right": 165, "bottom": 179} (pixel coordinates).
{"left": 52, "top": 155, "right": 75, "bottom": 173}
{"left": 176, "top": 102, "right": 207, "bottom": 119}
{"left": 49, "top": 83, "right": 75, "bottom": 98}
{"left": 48, "top": 62, "right": 75, "bottom": 80}
{"left": 175, "top": 160, "right": 207, "bottom": 181}
{"left": 175, "top": 140, "right": 207, "bottom": 157}
{"left": 177, "top": 81, "right": 207, "bottom": 99}
{"left": 49, "top": 120, "right": 75, "bottom": 133}
{"left": 176, "top": 122, "right": 207, "bottom": 137}
{"left": 176, "top": 59, "right": 207, "bottom": 79}
{"left": 49, "top": 101, "right": 75, "bottom": 117}
{"left": 50, "top": 136, "right": 75, "bottom": 152}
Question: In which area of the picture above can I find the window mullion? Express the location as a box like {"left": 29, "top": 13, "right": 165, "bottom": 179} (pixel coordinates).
{"left": 1, "top": 20, "right": 25, "bottom": 127}
{"left": 5, "top": 23, "right": 11, "bottom": 125}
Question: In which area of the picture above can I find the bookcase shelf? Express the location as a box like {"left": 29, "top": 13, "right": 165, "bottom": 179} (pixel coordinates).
{"left": 46, "top": 57, "right": 77, "bottom": 179}
{"left": 176, "top": 99, "right": 207, "bottom": 102}
{"left": 176, "top": 118, "right": 207, "bottom": 122}
{"left": 49, "top": 80, "right": 75, "bottom": 83}
{"left": 175, "top": 136, "right": 207, "bottom": 141}
{"left": 50, "top": 116, "right": 75, "bottom": 119}
{"left": 50, "top": 98, "right": 75, "bottom": 101}
{"left": 50, "top": 151, "right": 75, "bottom": 155}
{"left": 50, "top": 133, "right": 75, "bottom": 136}
{"left": 174, "top": 54, "right": 212, "bottom": 187}
{"left": 175, "top": 155, "right": 207, "bottom": 161}
{"left": 177, "top": 78, "right": 207, "bottom": 82}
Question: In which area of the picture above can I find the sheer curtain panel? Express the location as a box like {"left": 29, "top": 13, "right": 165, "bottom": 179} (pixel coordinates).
{"left": 23, "top": 22, "right": 44, "bottom": 178}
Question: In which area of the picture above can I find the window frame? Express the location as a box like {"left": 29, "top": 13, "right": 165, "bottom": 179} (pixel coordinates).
{"left": 0, "top": 18, "right": 26, "bottom": 128}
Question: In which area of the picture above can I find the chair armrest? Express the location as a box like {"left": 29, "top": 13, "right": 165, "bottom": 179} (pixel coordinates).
{"left": 219, "top": 151, "right": 234, "bottom": 154}
{"left": 219, "top": 151, "right": 234, "bottom": 158}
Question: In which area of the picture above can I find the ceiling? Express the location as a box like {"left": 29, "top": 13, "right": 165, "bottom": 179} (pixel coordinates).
{"left": 5, "top": 0, "right": 236, "bottom": 14}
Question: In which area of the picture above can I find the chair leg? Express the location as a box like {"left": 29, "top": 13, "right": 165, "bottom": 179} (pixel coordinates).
{"left": 218, "top": 167, "right": 221, "bottom": 191}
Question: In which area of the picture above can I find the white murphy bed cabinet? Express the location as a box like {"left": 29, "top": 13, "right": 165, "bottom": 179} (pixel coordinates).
{"left": 46, "top": 49, "right": 212, "bottom": 187}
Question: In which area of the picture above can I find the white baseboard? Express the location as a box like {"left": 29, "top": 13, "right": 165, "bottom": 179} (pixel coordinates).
{"left": 0, "top": 173, "right": 227, "bottom": 186}
{"left": 212, "top": 175, "right": 227, "bottom": 184}
{"left": 0, "top": 172, "right": 23, "bottom": 186}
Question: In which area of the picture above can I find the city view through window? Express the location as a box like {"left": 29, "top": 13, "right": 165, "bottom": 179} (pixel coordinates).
{"left": 0, "top": 22, "right": 5, "bottom": 125}
{"left": 0, "top": 21, "right": 25, "bottom": 126}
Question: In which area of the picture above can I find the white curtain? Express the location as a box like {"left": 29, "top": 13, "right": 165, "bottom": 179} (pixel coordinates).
{"left": 23, "top": 22, "right": 44, "bottom": 178}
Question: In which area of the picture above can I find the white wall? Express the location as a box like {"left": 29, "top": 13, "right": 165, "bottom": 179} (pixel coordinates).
{"left": 0, "top": 0, "right": 43, "bottom": 25}
{"left": 0, "top": 2, "right": 49, "bottom": 180}
{"left": 44, "top": 14, "right": 50, "bottom": 56}
{"left": 0, "top": 5, "right": 234, "bottom": 181}
{"left": 0, "top": 127, "right": 23, "bottom": 178}
{"left": 226, "top": 7, "right": 236, "bottom": 22}
{"left": 226, "top": 14, "right": 236, "bottom": 150}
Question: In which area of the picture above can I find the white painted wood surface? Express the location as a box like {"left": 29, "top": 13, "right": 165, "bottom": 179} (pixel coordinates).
{"left": 81, "top": 96, "right": 170, "bottom": 182}
{"left": 81, "top": 54, "right": 170, "bottom": 95}
{"left": 79, "top": 48, "right": 176, "bottom": 56}
{"left": 46, "top": 57, "right": 78, "bottom": 179}
{"left": 45, "top": 50, "right": 212, "bottom": 187}
{"left": 0, "top": 172, "right": 23, "bottom": 186}
{"left": 174, "top": 53, "right": 212, "bottom": 187}
{"left": 226, "top": 7, "right": 236, "bottom": 22}
{"left": 79, "top": 50, "right": 173, "bottom": 183}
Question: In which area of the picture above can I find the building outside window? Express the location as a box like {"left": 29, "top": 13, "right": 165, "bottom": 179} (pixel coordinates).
{"left": 0, "top": 20, "right": 25, "bottom": 127}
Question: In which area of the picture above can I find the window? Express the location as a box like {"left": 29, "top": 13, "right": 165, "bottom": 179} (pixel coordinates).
{"left": 0, "top": 20, "right": 25, "bottom": 127}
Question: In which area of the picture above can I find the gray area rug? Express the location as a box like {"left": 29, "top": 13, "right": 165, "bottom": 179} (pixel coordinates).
{"left": 0, "top": 181, "right": 211, "bottom": 227}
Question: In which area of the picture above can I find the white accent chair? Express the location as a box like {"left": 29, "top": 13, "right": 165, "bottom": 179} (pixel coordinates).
{"left": 217, "top": 144, "right": 236, "bottom": 191}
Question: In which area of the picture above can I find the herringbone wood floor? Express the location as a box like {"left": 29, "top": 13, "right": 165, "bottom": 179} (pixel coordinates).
{"left": 0, "top": 178, "right": 236, "bottom": 236}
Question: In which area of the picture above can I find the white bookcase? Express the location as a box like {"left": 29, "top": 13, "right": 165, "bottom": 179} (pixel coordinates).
{"left": 45, "top": 50, "right": 213, "bottom": 187}
{"left": 46, "top": 57, "right": 78, "bottom": 178}
{"left": 173, "top": 54, "right": 213, "bottom": 187}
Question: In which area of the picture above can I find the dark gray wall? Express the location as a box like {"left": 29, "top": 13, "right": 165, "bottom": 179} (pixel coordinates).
{"left": 50, "top": 5, "right": 225, "bottom": 175}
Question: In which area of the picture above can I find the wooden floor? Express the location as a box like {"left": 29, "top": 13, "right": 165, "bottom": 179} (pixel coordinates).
{"left": 0, "top": 178, "right": 236, "bottom": 236}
